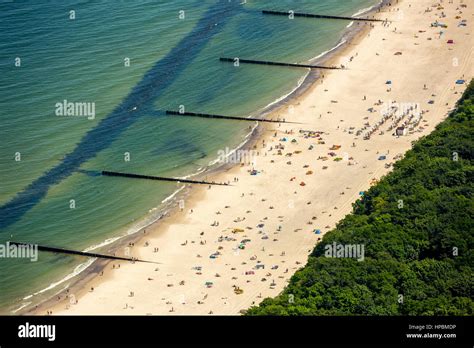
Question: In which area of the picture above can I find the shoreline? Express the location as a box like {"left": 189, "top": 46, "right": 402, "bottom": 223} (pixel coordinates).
{"left": 10, "top": 1, "right": 385, "bottom": 315}
{"left": 21, "top": 0, "right": 474, "bottom": 315}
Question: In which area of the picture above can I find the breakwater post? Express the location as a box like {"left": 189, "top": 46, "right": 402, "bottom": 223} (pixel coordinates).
{"left": 219, "top": 57, "right": 340, "bottom": 70}
{"left": 261, "top": 10, "right": 384, "bottom": 22}
{"left": 101, "top": 170, "right": 230, "bottom": 186}
{"left": 166, "top": 110, "right": 297, "bottom": 124}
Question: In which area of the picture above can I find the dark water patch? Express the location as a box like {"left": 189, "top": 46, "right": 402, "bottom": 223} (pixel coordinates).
{"left": 153, "top": 132, "right": 207, "bottom": 159}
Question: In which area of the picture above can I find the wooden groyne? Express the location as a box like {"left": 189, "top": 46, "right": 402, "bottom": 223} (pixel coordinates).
{"left": 166, "top": 110, "right": 297, "bottom": 124}
{"left": 219, "top": 57, "right": 340, "bottom": 70}
{"left": 262, "top": 10, "right": 384, "bottom": 22}
{"left": 102, "top": 170, "right": 229, "bottom": 186}
{"left": 9, "top": 241, "right": 158, "bottom": 264}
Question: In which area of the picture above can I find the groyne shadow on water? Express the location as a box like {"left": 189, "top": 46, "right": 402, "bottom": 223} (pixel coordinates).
{"left": 0, "top": 0, "right": 242, "bottom": 230}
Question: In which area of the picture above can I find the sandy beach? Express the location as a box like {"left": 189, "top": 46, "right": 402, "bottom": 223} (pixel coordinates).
{"left": 38, "top": 0, "right": 472, "bottom": 315}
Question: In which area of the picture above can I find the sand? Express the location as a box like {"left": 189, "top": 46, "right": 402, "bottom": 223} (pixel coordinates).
{"left": 40, "top": 0, "right": 473, "bottom": 315}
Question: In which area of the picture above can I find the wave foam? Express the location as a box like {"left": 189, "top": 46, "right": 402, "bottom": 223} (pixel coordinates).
{"left": 352, "top": 0, "right": 382, "bottom": 18}
{"left": 21, "top": 258, "right": 96, "bottom": 303}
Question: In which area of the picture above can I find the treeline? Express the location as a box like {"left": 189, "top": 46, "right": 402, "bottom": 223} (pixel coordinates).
{"left": 247, "top": 81, "right": 474, "bottom": 315}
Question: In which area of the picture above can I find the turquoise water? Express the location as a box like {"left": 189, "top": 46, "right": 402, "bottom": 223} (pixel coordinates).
{"left": 0, "top": 0, "right": 378, "bottom": 313}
